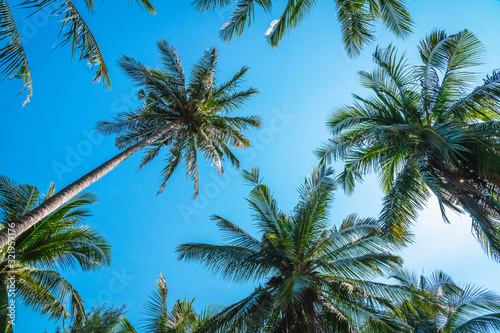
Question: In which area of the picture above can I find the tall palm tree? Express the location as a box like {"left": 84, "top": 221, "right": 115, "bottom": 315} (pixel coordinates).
{"left": 0, "top": 0, "right": 155, "bottom": 105}
{"left": 364, "top": 269, "right": 500, "bottom": 332}
{"left": 0, "top": 40, "right": 261, "bottom": 248}
{"left": 0, "top": 175, "right": 111, "bottom": 332}
{"left": 316, "top": 29, "right": 500, "bottom": 259}
{"left": 114, "top": 273, "right": 223, "bottom": 333}
{"left": 192, "top": 0, "right": 413, "bottom": 57}
{"left": 177, "top": 166, "right": 408, "bottom": 332}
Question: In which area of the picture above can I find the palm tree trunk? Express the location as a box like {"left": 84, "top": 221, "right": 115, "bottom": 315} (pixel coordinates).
{"left": 0, "top": 121, "right": 181, "bottom": 248}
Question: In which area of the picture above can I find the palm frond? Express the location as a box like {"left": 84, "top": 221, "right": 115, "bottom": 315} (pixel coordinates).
{"left": 373, "top": 0, "right": 413, "bottom": 39}
{"left": 142, "top": 273, "right": 169, "bottom": 333}
{"left": 16, "top": 267, "right": 86, "bottom": 325}
{"left": 219, "top": 0, "right": 272, "bottom": 43}
{"left": 191, "top": 0, "right": 233, "bottom": 12}
{"left": 157, "top": 39, "right": 185, "bottom": 90}
{"left": 176, "top": 242, "right": 273, "bottom": 283}
{"left": 378, "top": 162, "right": 428, "bottom": 245}
{"left": 127, "top": 0, "right": 156, "bottom": 13}
{"left": 54, "top": 0, "right": 110, "bottom": 87}
{"left": 241, "top": 168, "right": 285, "bottom": 237}
{"left": 335, "top": 0, "right": 375, "bottom": 57}
{"left": 0, "top": 0, "right": 32, "bottom": 104}
{"left": 265, "top": 0, "right": 315, "bottom": 47}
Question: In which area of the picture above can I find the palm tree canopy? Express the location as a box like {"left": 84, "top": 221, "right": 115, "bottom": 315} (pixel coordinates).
{"left": 177, "top": 166, "right": 408, "bottom": 332}
{"left": 191, "top": 0, "right": 413, "bottom": 57}
{"left": 55, "top": 305, "right": 129, "bottom": 333}
{"left": 114, "top": 273, "right": 224, "bottom": 333}
{"left": 0, "top": 0, "right": 155, "bottom": 105}
{"left": 96, "top": 40, "right": 261, "bottom": 198}
{"left": 316, "top": 29, "right": 500, "bottom": 260}
{"left": 0, "top": 175, "right": 111, "bottom": 330}
{"left": 365, "top": 269, "right": 500, "bottom": 333}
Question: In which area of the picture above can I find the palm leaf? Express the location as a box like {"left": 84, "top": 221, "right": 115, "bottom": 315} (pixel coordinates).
{"left": 0, "top": 0, "right": 32, "bottom": 105}
{"left": 55, "top": 0, "right": 110, "bottom": 87}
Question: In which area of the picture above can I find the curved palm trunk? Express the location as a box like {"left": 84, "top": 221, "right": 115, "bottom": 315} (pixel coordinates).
{"left": 0, "top": 121, "right": 180, "bottom": 248}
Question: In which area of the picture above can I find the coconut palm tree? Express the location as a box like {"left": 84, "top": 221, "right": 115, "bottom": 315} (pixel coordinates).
{"left": 0, "top": 40, "right": 261, "bottom": 248}
{"left": 364, "top": 269, "right": 500, "bottom": 332}
{"left": 114, "top": 273, "right": 223, "bottom": 333}
{"left": 192, "top": 0, "right": 413, "bottom": 57}
{"left": 316, "top": 29, "right": 500, "bottom": 259}
{"left": 0, "top": 175, "right": 111, "bottom": 332}
{"left": 54, "top": 305, "right": 129, "bottom": 333}
{"left": 0, "top": 0, "right": 155, "bottom": 105}
{"left": 177, "top": 166, "right": 409, "bottom": 332}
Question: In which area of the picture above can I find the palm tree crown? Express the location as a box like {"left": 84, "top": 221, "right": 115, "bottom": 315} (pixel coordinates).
{"left": 0, "top": 175, "right": 111, "bottom": 332}
{"left": 114, "top": 273, "right": 223, "bottom": 333}
{"left": 55, "top": 305, "right": 129, "bottom": 333}
{"left": 365, "top": 269, "right": 500, "bottom": 332}
{"left": 0, "top": 0, "right": 155, "bottom": 104}
{"left": 96, "top": 40, "right": 261, "bottom": 196}
{"left": 177, "top": 166, "right": 407, "bottom": 332}
{"left": 192, "top": 0, "right": 413, "bottom": 57}
{"left": 316, "top": 29, "right": 500, "bottom": 259}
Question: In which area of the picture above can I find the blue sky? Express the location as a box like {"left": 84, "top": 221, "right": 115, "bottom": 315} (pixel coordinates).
{"left": 2, "top": 0, "right": 500, "bottom": 330}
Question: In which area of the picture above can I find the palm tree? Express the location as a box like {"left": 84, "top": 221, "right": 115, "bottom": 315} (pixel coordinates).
{"left": 364, "top": 269, "right": 500, "bottom": 332}
{"left": 114, "top": 273, "right": 223, "bottom": 333}
{"left": 192, "top": 0, "right": 413, "bottom": 57}
{"left": 54, "top": 305, "right": 129, "bottom": 333}
{"left": 0, "top": 175, "right": 111, "bottom": 332}
{"left": 0, "top": 0, "right": 155, "bottom": 105}
{"left": 0, "top": 40, "right": 261, "bottom": 248}
{"left": 177, "top": 166, "right": 408, "bottom": 332}
{"left": 316, "top": 29, "right": 500, "bottom": 259}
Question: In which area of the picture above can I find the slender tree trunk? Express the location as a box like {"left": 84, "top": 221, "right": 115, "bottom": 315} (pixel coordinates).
{"left": 0, "top": 121, "right": 181, "bottom": 248}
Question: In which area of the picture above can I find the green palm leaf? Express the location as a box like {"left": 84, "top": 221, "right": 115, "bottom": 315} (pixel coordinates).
{"left": 195, "top": 0, "right": 413, "bottom": 56}
{"left": 0, "top": 0, "right": 155, "bottom": 105}
{"left": 0, "top": 0, "right": 32, "bottom": 104}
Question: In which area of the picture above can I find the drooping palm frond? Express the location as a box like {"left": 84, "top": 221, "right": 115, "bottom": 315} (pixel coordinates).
{"left": 15, "top": 267, "right": 86, "bottom": 324}
{"left": 335, "top": 0, "right": 376, "bottom": 58}
{"left": 0, "top": 0, "right": 155, "bottom": 105}
{"left": 127, "top": 0, "right": 156, "bottom": 14}
{"left": 373, "top": 0, "right": 413, "bottom": 39}
{"left": 0, "top": 0, "right": 32, "bottom": 104}
{"left": 379, "top": 162, "right": 429, "bottom": 245}
{"left": 54, "top": 0, "right": 110, "bottom": 87}
{"left": 219, "top": 0, "right": 272, "bottom": 43}
{"left": 264, "top": 0, "right": 314, "bottom": 47}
